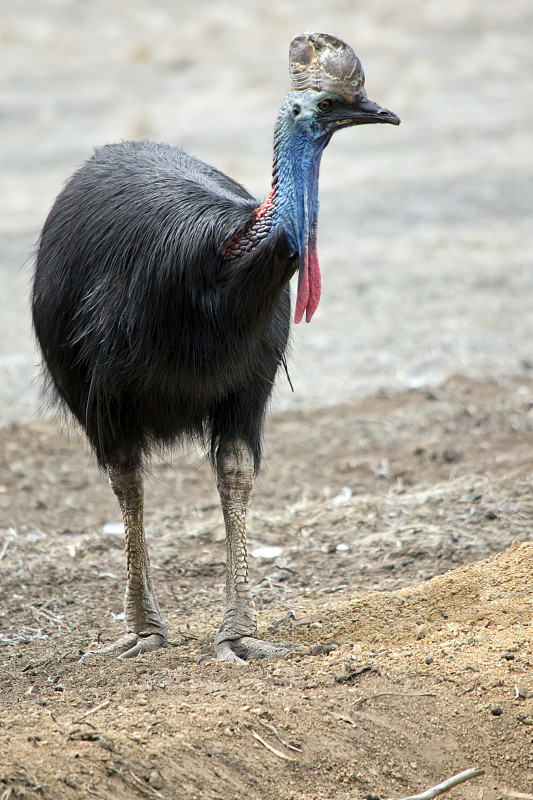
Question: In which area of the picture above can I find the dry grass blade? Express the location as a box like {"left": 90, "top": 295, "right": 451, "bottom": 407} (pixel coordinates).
{"left": 127, "top": 769, "right": 170, "bottom": 800}
{"left": 250, "top": 730, "right": 298, "bottom": 761}
{"left": 27, "top": 603, "right": 71, "bottom": 632}
{"left": 327, "top": 711, "right": 357, "bottom": 727}
{"left": 350, "top": 691, "right": 436, "bottom": 708}
{"left": 257, "top": 717, "right": 302, "bottom": 752}
{"left": 0, "top": 539, "right": 10, "bottom": 562}
{"left": 390, "top": 767, "right": 485, "bottom": 800}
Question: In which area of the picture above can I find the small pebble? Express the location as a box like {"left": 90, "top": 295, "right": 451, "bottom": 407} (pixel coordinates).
{"left": 501, "top": 652, "right": 515, "bottom": 661}
{"left": 149, "top": 771, "right": 164, "bottom": 790}
{"left": 251, "top": 546, "right": 283, "bottom": 559}
{"left": 490, "top": 704, "right": 503, "bottom": 716}
{"left": 425, "top": 656, "right": 433, "bottom": 665}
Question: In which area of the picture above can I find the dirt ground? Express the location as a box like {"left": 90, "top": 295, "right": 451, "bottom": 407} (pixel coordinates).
{"left": 1, "top": 373, "right": 533, "bottom": 799}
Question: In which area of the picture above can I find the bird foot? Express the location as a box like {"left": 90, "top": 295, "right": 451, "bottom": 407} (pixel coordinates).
{"left": 79, "top": 632, "right": 167, "bottom": 662}
{"left": 215, "top": 635, "right": 295, "bottom": 664}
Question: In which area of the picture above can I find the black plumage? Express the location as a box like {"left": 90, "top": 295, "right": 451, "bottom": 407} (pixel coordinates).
{"left": 33, "top": 140, "right": 296, "bottom": 473}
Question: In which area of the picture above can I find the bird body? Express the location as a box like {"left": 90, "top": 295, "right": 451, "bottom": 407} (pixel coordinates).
{"left": 31, "top": 33, "right": 399, "bottom": 662}
{"left": 33, "top": 139, "right": 295, "bottom": 472}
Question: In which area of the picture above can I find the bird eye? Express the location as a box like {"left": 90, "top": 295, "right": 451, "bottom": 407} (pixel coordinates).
{"left": 318, "top": 99, "right": 332, "bottom": 113}
{"left": 292, "top": 104, "right": 301, "bottom": 116}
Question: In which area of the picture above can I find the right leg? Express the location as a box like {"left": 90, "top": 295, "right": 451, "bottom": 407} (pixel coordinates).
{"left": 80, "top": 461, "right": 167, "bottom": 661}
{"left": 214, "top": 438, "right": 291, "bottom": 663}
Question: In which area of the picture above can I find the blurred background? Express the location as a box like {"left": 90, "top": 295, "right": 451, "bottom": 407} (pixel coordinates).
{"left": 1, "top": 0, "right": 532, "bottom": 424}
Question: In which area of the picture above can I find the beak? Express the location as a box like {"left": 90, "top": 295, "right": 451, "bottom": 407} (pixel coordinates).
{"left": 332, "top": 92, "right": 401, "bottom": 127}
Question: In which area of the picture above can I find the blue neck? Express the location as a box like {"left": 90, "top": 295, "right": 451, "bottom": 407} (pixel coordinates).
{"left": 270, "top": 101, "right": 331, "bottom": 254}
{"left": 220, "top": 96, "right": 333, "bottom": 322}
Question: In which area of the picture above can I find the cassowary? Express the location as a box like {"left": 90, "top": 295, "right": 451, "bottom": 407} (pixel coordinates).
{"left": 32, "top": 33, "right": 399, "bottom": 663}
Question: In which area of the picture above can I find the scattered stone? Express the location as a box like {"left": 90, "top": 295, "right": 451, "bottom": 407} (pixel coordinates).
{"left": 251, "top": 546, "right": 283, "bottom": 559}
{"left": 501, "top": 652, "right": 515, "bottom": 661}
{"left": 102, "top": 522, "right": 124, "bottom": 535}
{"left": 425, "top": 656, "right": 434, "bottom": 665}
{"left": 149, "top": 770, "right": 164, "bottom": 790}
{"left": 490, "top": 705, "right": 503, "bottom": 716}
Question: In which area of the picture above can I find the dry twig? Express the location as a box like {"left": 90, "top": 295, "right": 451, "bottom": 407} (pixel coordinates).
{"left": 72, "top": 699, "right": 110, "bottom": 722}
{"left": 390, "top": 767, "right": 484, "bottom": 800}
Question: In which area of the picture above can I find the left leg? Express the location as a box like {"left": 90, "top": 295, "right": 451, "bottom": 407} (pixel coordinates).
{"left": 214, "top": 438, "right": 289, "bottom": 663}
{"left": 80, "top": 460, "right": 168, "bottom": 661}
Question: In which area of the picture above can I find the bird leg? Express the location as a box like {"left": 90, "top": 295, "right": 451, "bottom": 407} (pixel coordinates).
{"left": 214, "top": 440, "right": 290, "bottom": 663}
{"left": 79, "top": 462, "right": 168, "bottom": 661}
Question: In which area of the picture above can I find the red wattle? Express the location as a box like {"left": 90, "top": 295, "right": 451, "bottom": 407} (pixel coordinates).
{"left": 294, "top": 249, "right": 309, "bottom": 324}
{"left": 305, "top": 247, "right": 321, "bottom": 323}
{"left": 294, "top": 245, "right": 321, "bottom": 324}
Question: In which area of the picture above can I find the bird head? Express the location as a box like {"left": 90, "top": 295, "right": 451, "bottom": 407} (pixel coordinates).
{"left": 283, "top": 32, "right": 400, "bottom": 323}
{"left": 288, "top": 32, "right": 400, "bottom": 134}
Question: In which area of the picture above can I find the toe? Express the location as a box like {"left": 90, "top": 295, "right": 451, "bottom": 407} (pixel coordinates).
{"left": 118, "top": 633, "right": 167, "bottom": 659}
{"left": 79, "top": 632, "right": 166, "bottom": 662}
{"left": 79, "top": 633, "right": 138, "bottom": 662}
{"left": 215, "top": 640, "right": 247, "bottom": 664}
{"left": 215, "top": 635, "right": 292, "bottom": 662}
{"left": 234, "top": 636, "right": 290, "bottom": 660}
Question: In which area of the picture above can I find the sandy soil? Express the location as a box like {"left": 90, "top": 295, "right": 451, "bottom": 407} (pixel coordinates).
{"left": 1, "top": 374, "right": 533, "bottom": 799}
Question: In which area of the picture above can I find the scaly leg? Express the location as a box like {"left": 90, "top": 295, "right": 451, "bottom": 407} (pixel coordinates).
{"left": 214, "top": 440, "right": 290, "bottom": 663}
{"left": 80, "top": 462, "right": 167, "bottom": 661}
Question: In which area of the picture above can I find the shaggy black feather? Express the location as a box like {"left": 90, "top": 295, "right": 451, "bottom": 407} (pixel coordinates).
{"left": 32, "top": 140, "right": 297, "bottom": 471}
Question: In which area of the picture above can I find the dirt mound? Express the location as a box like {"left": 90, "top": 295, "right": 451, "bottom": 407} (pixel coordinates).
{"left": 1, "top": 375, "right": 533, "bottom": 799}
